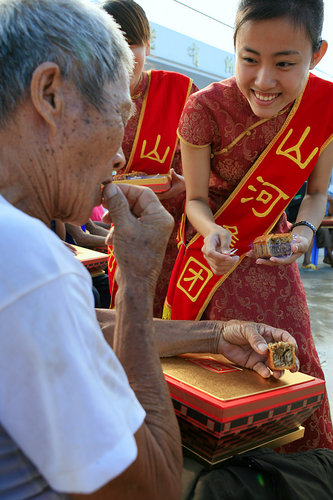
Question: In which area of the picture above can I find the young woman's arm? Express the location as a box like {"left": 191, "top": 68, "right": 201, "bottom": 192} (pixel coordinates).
{"left": 291, "top": 140, "right": 333, "bottom": 251}
{"left": 181, "top": 141, "right": 239, "bottom": 275}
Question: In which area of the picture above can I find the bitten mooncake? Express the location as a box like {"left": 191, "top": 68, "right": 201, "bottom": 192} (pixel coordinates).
{"left": 267, "top": 341, "right": 296, "bottom": 370}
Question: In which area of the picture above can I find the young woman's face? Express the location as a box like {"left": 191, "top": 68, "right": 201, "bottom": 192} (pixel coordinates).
{"left": 235, "top": 16, "right": 318, "bottom": 118}
{"left": 129, "top": 43, "right": 150, "bottom": 94}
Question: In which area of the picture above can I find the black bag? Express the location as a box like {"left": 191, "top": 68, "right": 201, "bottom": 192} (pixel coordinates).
{"left": 182, "top": 447, "right": 333, "bottom": 500}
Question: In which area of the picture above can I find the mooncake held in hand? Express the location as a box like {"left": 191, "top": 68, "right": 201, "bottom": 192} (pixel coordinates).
{"left": 253, "top": 233, "right": 293, "bottom": 258}
{"left": 267, "top": 341, "right": 296, "bottom": 370}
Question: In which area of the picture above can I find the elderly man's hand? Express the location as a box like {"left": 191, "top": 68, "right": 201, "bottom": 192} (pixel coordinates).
{"left": 217, "top": 320, "right": 299, "bottom": 379}
{"left": 102, "top": 183, "right": 174, "bottom": 288}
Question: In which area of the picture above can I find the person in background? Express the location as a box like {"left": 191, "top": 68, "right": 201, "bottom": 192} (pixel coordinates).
{"left": 164, "top": 0, "right": 333, "bottom": 451}
{"left": 65, "top": 219, "right": 109, "bottom": 250}
{"left": 103, "top": 0, "right": 199, "bottom": 317}
{"left": 52, "top": 219, "right": 111, "bottom": 307}
{"left": 90, "top": 204, "right": 107, "bottom": 222}
{"left": 65, "top": 219, "right": 112, "bottom": 307}
{"left": 300, "top": 183, "right": 333, "bottom": 269}
{"left": 0, "top": 0, "right": 304, "bottom": 497}
{"left": 300, "top": 237, "right": 316, "bottom": 270}
{"left": 317, "top": 186, "right": 333, "bottom": 267}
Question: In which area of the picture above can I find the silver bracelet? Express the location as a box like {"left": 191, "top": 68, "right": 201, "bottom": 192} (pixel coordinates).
{"left": 291, "top": 220, "right": 316, "bottom": 236}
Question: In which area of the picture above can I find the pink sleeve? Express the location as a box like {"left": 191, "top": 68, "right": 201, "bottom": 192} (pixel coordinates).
{"left": 90, "top": 205, "right": 106, "bottom": 222}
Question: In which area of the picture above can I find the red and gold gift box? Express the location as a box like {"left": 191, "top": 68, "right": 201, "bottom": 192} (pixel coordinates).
{"left": 161, "top": 354, "right": 324, "bottom": 464}
{"left": 74, "top": 245, "right": 108, "bottom": 276}
{"left": 113, "top": 173, "right": 171, "bottom": 193}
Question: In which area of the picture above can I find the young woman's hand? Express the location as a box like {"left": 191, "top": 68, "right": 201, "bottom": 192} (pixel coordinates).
{"left": 246, "top": 234, "right": 310, "bottom": 266}
{"left": 202, "top": 228, "right": 239, "bottom": 275}
{"left": 157, "top": 168, "right": 185, "bottom": 201}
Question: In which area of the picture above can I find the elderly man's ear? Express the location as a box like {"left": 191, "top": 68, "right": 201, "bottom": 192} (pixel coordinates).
{"left": 30, "top": 62, "right": 64, "bottom": 137}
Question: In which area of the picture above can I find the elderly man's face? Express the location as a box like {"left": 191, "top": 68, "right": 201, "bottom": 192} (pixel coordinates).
{"left": 57, "top": 67, "right": 132, "bottom": 224}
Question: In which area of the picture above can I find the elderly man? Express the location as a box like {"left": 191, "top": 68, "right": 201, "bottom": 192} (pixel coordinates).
{"left": 0, "top": 0, "right": 304, "bottom": 498}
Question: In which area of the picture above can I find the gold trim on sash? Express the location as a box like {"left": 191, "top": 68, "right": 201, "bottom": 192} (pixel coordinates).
{"left": 320, "top": 134, "right": 333, "bottom": 154}
{"left": 195, "top": 255, "right": 246, "bottom": 320}
{"left": 168, "top": 79, "right": 193, "bottom": 165}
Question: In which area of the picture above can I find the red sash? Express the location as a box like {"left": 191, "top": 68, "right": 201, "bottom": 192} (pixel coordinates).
{"left": 124, "top": 69, "right": 193, "bottom": 174}
{"left": 108, "top": 70, "right": 193, "bottom": 307}
{"left": 163, "top": 73, "right": 333, "bottom": 320}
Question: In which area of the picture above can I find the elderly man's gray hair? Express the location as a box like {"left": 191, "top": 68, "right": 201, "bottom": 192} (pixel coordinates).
{"left": 0, "top": 0, "right": 133, "bottom": 127}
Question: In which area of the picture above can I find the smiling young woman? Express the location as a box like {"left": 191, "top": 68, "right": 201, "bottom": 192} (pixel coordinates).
{"left": 234, "top": 16, "right": 325, "bottom": 119}
{"left": 164, "top": 0, "right": 333, "bottom": 452}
